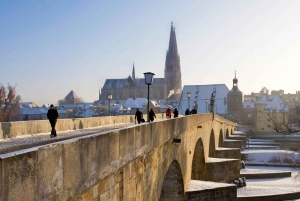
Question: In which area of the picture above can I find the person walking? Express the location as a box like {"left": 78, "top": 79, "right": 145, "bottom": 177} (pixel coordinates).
{"left": 185, "top": 108, "right": 191, "bottom": 115}
{"left": 149, "top": 108, "right": 156, "bottom": 122}
{"left": 173, "top": 108, "right": 179, "bottom": 118}
{"left": 191, "top": 107, "right": 197, "bottom": 114}
{"left": 166, "top": 108, "right": 172, "bottom": 118}
{"left": 135, "top": 109, "right": 143, "bottom": 124}
{"left": 47, "top": 104, "right": 59, "bottom": 138}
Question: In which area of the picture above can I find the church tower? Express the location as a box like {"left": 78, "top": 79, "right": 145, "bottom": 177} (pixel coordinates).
{"left": 227, "top": 71, "right": 244, "bottom": 123}
{"left": 164, "top": 22, "right": 182, "bottom": 99}
{"left": 132, "top": 62, "right": 135, "bottom": 79}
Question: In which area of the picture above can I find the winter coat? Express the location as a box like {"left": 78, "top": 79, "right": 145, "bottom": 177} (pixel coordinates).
{"left": 173, "top": 109, "right": 179, "bottom": 118}
{"left": 185, "top": 109, "right": 190, "bottom": 115}
{"left": 135, "top": 110, "right": 143, "bottom": 120}
{"left": 149, "top": 110, "right": 156, "bottom": 121}
{"left": 166, "top": 109, "right": 172, "bottom": 118}
{"left": 47, "top": 108, "right": 58, "bottom": 120}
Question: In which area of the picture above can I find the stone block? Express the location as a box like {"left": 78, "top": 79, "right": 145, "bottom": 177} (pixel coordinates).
{"left": 100, "top": 190, "right": 110, "bottom": 201}
{"left": 78, "top": 136, "right": 98, "bottom": 186}
{"left": 37, "top": 143, "right": 64, "bottom": 200}
{"left": 134, "top": 126, "right": 144, "bottom": 150}
{"left": 99, "top": 179, "right": 109, "bottom": 195}
{"left": 143, "top": 125, "right": 153, "bottom": 150}
{"left": 63, "top": 140, "right": 82, "bottom": 191}
{"left": 2, "top": 151, "right": 37, "bottom": 201}
{"left": 127, "top": 127, "right": 135, "bottom": 155}
{"left": 119, "top": 129, "right": 128, "bottom": 159}
{"left": 96, "top": 134, "right": 109, "bottom": 178}
{"left": 109, "top": 131, "right": 120, "bottom": 162}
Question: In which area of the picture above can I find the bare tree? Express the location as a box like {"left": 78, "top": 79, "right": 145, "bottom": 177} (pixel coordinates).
{"left": 0, "top": 83, "right": 22, "bottom": 122}
{"left": 267, "top": 102, "right": 300, "bottom": 134}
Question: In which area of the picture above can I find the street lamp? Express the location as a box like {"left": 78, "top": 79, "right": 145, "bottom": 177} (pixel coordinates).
{"left": 187, "top": 92, "right": 191, "bottom": 111}
{"left": 205, "top": 99, "right": 208, "bottom": 113}
{"left": 210, "top": 93, "right": 215, "bottom": 113}
{"left": 107, "top": 94, "right": 112, "bottom": 116}
{"left": 143, "top": 72, "right": 155, "bottom": 122}
{"left": 216, "top": 104, "right": 218, "bottom": 114}
{"left": 180, "top": 104, "right": 183, "bottom": 113}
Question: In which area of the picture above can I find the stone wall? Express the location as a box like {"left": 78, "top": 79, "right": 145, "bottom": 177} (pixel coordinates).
{"left": 0, "top": 113, "right": 168, "bottom": 139}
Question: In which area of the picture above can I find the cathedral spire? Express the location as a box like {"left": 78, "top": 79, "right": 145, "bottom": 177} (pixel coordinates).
{"left": 164, "top": 22, "right": 182, "bottom": 99}
{"left": 132, "top": 62, "right": 135, "bottom": 79}
{"left": 168, "top": 22, "right": 178, "bottom": 57}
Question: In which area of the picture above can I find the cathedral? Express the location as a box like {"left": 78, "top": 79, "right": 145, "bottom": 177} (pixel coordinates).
{"left": 99, "top": 22, "right": 182, "bottom": 101}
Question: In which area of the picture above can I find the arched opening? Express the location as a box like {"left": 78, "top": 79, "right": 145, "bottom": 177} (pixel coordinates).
{"left": 226, "top": 129, "right": 229, "bottom": 138}
{"left": 191, "top": 138, "right": 205, "bottom": 180}
{"left": 160, "top": 160, "right": 184, "bottom": 200}
{"left": 219, "top": 129, "right": 224, "bottom": 147}
{"left": 230, "top": 129, "right": 233, "bottom": 136}
{"left": 209, "top": 129, "right": 215, "bottom": 157}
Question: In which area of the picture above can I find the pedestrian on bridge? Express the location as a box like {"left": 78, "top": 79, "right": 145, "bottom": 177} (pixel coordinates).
{"left": 135, "top": 109, "right": 143, "bottom": 124}
{"left": 173, "top": 108, "right": 179, "bottom": 118}
{"left": 185, "top": 108, "right": 191, "bottom": 115}
{"left": 47, "top": 104, "right": 58, "bottom": 138}
{"left": 166, "top": 108, "right": 172, "bottom": 118}
{"left": 149, "top": 108, "right": 156, "bottom": 122}
{"left": 191, "top": 107, "right": 197, "bottom": 114}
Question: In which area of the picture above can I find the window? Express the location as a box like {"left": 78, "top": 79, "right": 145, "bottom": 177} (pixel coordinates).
{"left": 248, "top": 114, "right": 251, "bottom": 117}
{"left": 261, "top": 128, "right": 264, "bottom": 130}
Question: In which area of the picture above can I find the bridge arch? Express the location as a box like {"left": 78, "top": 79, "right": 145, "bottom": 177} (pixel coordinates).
{"left": 219, "top": 129, "right": 224, "bottom": 147}
{"left": 191, "top": 138, "right": 205, "bottom": 180}
{"left": 226, "top": 128, "right": 229, "bottom": 138}
{"left": 159, "top": 160, "right": 184, "bottom": 200}
{"left": 209, "top": 129, "right": 215, "bottom": 157}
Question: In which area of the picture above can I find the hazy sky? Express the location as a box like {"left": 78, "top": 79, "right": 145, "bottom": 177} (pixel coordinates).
{"left": 1, "top": 1, "right": 300, "bottom": 105}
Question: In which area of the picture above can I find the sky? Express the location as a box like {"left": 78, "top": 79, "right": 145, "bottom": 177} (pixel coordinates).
{"left": 1, "top": 1, "right": 300, "bottom": 106}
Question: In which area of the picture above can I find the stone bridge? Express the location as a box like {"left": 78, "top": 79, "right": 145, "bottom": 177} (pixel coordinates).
{"left": 0, "top": 114, "right": 246, "bottom": 201}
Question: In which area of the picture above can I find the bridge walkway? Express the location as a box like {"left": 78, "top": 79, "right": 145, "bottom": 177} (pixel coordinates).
{"left": 0, "top": 121, "right": 137, "bottom": 155}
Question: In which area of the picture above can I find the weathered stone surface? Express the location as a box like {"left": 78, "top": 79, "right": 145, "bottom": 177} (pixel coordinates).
{"left": 37, "top": 143, "right": 64, "bottom": 200}
{"left": 0, "top": 114, "right": 239, "bottom": 200}
{"left": 1, "top": 151, "right": 37, "bottom": 201}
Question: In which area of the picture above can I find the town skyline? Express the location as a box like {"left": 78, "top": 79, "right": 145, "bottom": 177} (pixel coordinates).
{"left": 1, "top": 1, "right": 300, "bottom": 105}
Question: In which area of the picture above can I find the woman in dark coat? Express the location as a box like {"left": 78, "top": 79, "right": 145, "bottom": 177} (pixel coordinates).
{"left": 185, "top": 108, "right": 190, "bottom": 115}
{"left": 149, "top": 108, "right": 156, "bottom": 122}
{"left": 173, "top": 108, "right": 179, "bottom": 118}
{"left": 135, "top": 109, "right": 143, "bottom": 124}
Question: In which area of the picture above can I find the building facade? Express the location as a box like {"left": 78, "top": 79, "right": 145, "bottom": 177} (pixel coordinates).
{"left": 99, "top": 23, "right": 182, "bottom": 101}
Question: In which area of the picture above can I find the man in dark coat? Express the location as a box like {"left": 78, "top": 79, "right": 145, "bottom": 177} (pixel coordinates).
{"left": 191, "top": 107, "right": 197, "bottom": 114}
{"left": 173, "top": 108, "right": 179, "bottom": 118}
{"left": 135, "top": 109, "right": 143, "bottom": 124}
{"left": 185, "top": 108, "right": 190, "bottom": 115}
{"left": 47, "top": 104, "right": 59, "bottom": 137}
{"left": 149, "top": 108, "right": 156, "bottom": 122}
